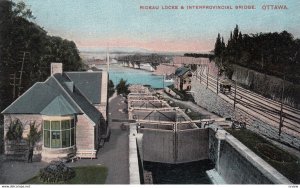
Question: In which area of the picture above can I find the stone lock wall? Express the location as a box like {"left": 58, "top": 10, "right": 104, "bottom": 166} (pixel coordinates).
{"left": 191, "top": 77, "right": 300, "bottom": 149}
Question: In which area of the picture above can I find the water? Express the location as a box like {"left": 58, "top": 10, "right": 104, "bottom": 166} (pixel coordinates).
{"left": 143, "top": 160, "right": 214, "bottom": 184}
{"left": 97, "top": 64, "right": 173, "bottom": 89}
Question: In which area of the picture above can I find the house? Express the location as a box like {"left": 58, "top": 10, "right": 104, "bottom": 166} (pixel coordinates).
{"left": 1, "top": 63, "right": 108, "bottom": 162}
{"left": 174, "top": 66, "right": 192, "bottom": 91}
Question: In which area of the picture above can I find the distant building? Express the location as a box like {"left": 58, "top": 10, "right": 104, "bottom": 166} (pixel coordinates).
{"left": 174, "top": 66, "right": 192, "bottom": 91}
{"left": 1, "top": 63, "right": 108, "bottom": 162}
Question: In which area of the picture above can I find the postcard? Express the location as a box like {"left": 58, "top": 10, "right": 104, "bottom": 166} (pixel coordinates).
{"left": 0, "top": 0, "right": 299, "bottom": 186}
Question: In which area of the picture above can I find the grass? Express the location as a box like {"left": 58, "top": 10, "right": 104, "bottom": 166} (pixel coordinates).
{"left": 226, "top": 129, "right": 300, "bottom": 184}
{"left": 23, "top": 165, "right": 108, "bottom": 184}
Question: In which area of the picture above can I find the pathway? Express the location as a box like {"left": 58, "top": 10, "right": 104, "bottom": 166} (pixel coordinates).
{"left": 69, "top": 93, "right": 130, "bottom": 184}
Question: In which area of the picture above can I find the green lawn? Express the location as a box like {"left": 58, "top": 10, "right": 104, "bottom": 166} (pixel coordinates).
{"left": 23, "top": 165, "right": 108, "bottom": 184}
{"left": 226, "top": 129, "right": 300, "bottom": 184}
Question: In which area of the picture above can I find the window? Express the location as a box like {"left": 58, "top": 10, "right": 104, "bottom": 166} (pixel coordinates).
{"left": 43, "top": 118, "right": 75, "bottom": 148}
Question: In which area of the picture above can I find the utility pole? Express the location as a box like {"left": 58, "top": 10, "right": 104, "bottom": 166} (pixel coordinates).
{"left": 206, "top": 66, "right": 209, "bottom": 89}
{"left": 279, "top": 75, "right": 285, "bottom": 136}
{"left": 217, "top": 67, "right": 219, "bottom": 94}
{"left": 233, "top": 81, "right": 237, "bottom": 109}
{"left": 106, "top": 46, "right": 110, "bottom": 72}
{"left": 17, "top": 51, "right": 29, "bottom": 97}
{"left": 9, "top": 73, "right": 17, "bottom": 100}
{"left": 199, "top": 65, "right": 202, "bottom": 83}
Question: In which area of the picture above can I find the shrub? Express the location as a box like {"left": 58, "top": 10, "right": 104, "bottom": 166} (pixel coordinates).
{"left": 39, "top": 161, "right": 75, "bottom": 183}
{"left": 6, "top": 119, "right": 23, "bottom": 142}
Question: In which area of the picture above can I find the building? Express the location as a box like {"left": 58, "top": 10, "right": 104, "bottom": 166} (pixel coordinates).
{"left": 174, "top": 66, "right": 192, "bottom": 91}
{"left": 1, "top": 63, "right": 108, "bottom": 162}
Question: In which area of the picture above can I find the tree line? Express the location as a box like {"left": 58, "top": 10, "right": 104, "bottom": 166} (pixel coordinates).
{"left": 214, "top": 25, "right": 300, "bottom": 83}
{"left": 0, "top": 0, "right": 84, "bottom": 112}
{"left": 118, "top": 54, "right": 170, "bottom": 69}
{"left": 184, "top": 53, "right": 214, "bottom": 60}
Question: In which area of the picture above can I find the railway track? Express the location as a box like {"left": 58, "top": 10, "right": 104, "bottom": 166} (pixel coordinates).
{"left": 193, "top": 72, "right": 300, "bottom": 134}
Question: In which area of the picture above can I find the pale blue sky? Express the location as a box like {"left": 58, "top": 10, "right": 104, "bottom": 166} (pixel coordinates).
{"left": 24, "top": 0, "right": 300, "bottom": 52}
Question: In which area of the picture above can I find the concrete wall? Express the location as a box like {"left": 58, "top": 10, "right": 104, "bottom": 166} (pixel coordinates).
{"left": 218, "top": 140, "right": 272, "bottom": 184}
{"left": 177, "top": 129, "right": 208, "bottom": 163}
{"left": 208, "top": 128, "right": 218, "bottom": 165}
{"left": 208, "top": 128, "right": 291, "bottom": 184}
{"left": 191, "top": 76, "right": 300, "bottom": 149}
{"left": 232, "top": 64, "right": 300, "bottom": 109}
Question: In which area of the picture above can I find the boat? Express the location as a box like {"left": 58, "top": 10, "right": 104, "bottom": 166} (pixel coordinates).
{"left": 164, "top": 78, "right": 174, "bottom": 83}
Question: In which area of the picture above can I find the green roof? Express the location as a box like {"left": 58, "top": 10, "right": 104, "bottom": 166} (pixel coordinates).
{"left": 65, "top": 72, "right": 102, "bottom": 104}
{"left": 41, "top": 95, "right": 77, "bottom": 116}
{"left": 175, "top": 66, "right": 190, "bottom": 77}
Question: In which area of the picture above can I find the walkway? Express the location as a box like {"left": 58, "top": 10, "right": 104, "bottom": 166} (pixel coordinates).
{"left": 70, "top": 93, "right": 130, "bottom": 184}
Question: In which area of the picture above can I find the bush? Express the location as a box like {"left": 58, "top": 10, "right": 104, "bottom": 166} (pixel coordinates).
{"left": 39, "top": 161, "right": 75, "bottom": 183}
{"left": 6, "top": 119, "right": 23, "bottom": 142}
{"left": 116, "top": 78, "right": 130, "bottom": 95}
{"left": 108, "top": 80, "right": 115, "bottom": 98}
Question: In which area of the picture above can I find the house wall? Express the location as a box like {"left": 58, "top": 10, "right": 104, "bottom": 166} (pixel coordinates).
{"left": 76, "top": 114, "right": 96, "bottom": 157}
{"left": 3, "top": 114, "right": 98, "bottom": 161}
{"left": 3, "top": 114, "right": 43, "bottom": 160}
{"left": 175, "top": 75, "right": 192, "bottom": 91}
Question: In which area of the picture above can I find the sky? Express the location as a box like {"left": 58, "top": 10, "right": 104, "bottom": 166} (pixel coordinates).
{"left": 24, "top": 0, "right": 300, "bottom": 52}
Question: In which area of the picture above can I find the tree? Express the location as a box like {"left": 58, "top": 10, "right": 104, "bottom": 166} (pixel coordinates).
{"left": 108, "top": 80, "right": 115, "bottom": 98}
{"left": 116, "top": 79, "right": 130, "bottom": 95}
{"left": 214, "top": 25, "right": 300, "bottom": 83}
{"left": 214, "top": 33, "right": 222, "bottom": 57}
{"left": 26, "top": 121, "right": 41, "bottom": 148}
{"left": 0, "top": 0, "right": 83, "bottom": 113}
{"left": 6, "top": 119, "right": 23, "bottom": 143}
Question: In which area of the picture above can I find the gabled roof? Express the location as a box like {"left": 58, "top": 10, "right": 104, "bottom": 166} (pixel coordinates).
{"left": 53, "top": 73, "right": 103, "bottom": 124}
{"left": 65, "top": 72, "right": 102, "bottom": 104}
{"left": 2, "top": 72, "right": 104, "bottom": 125}
{"left": 1, "top": 77, "right": 81, "bottom": 114}
{"left": 41, "top": 95, "right": 77, "bottom": 116}
{"left": 175, "top": 66, "right": 190, "bottom": 77}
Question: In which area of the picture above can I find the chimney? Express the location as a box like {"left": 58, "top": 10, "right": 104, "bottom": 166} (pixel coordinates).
{"left": 51, "top": 63, "right": 63, "bottom": 75}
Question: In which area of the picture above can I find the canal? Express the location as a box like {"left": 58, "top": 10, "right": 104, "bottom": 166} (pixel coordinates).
{"left": 97, "top": 64, "right": 173, "bottom": 88}
{"left": 143, "top": 160, "right": 214, "bottom": 184}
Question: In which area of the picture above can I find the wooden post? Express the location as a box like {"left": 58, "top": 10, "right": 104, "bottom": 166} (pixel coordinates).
{"left": 10, "top": 73, "right": 16, "bottom": 100}
{"left": 200, "top": 65, "right": 202, "bottom": 83}
{"left": 279, "top": 75, "right": 285, "bottom": 136}
{"left": 234, "top": 81, "right": 237, "bottom": 109}
{"left": 217, "top": 67, "right": 219, "bottom": 94}
{"left": 206, "top": 66, "right": 209, "bottom": 89}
